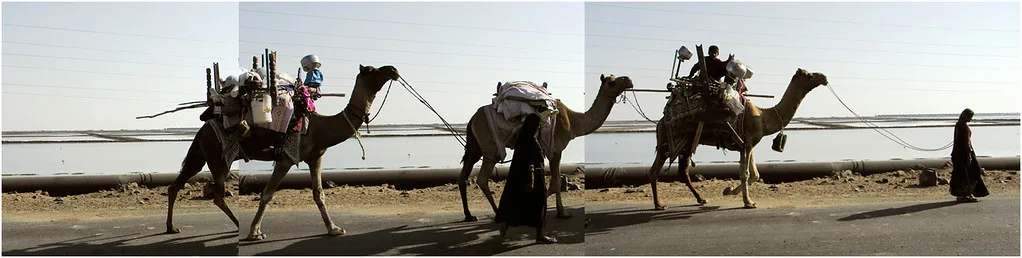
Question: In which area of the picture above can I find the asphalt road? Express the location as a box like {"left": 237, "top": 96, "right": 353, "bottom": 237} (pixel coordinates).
{"left": 585, "top": 194, "right": 1021, "bottom": 256}
{"left": 2, "top": 208, "right": 238, "bottom": 255}
{"left": 236, "top": 206, "right": 584, "bottom": 255}
{"left": 2, "top": 206, "right": 584, "bottom": 256}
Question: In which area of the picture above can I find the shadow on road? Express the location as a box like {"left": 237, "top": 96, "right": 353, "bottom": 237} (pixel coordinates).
{"left": 2, "top": 231, "right": 237, "bottom": 255}
{"left": 837, "top": 201, "right": 960, "bottom": 221}
{"left": 239, "top": 206, "right": 584, "bottom": 255}
{"left": 585, "top": 204, "right": 740, "bottom": 236}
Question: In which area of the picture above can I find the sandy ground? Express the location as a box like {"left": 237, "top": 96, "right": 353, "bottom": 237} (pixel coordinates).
{"left": 3, "top": 168, "right": 1017, "bottom": 222}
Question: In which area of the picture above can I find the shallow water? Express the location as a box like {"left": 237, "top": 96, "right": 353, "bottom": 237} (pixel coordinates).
{"left": 2, "top": 126, "right": 1018, "bottom": 176}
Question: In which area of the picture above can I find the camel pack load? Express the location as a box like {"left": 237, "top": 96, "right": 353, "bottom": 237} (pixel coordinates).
{"left": 662, "top": 45, "right": 756, "bottom": 154}
{"left": 485, "top": 81, "right": 559, "bottom": 161}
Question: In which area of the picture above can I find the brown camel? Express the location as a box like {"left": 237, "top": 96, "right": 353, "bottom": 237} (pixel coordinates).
{"left": 459, "top": 74, "right": 633, "bottom": 221}
{"left": 649, "top": 68, "right": 829, "bottom": 209}
{"left": 165, "top": 65, "right": 400, "bottom": 241}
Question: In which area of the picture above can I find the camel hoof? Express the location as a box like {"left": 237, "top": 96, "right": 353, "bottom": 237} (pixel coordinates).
{"left": 463, "top": 215, "right": 479, "bottom": 222}
{"left": 327, "top": 227, "right": 346, "bottom": 236}
{"left": 743, "top": 203, "right": 757, "bottom": 209}
{"left": 654, "top": 204, "right": 667, "bottom": 210}
{"left": 242, "top": 233, "right": 266, "bottom": 241}
{"left": 697, "top": 199, "right": 708, "bottom": 205}
{"left": 166, "top": 227, "right": 181, "bottom": 234}
{"left": 536, "top": 235, "right": 558, "bottom": 244}
{"left": 498, "top": 223, "right": 509, "bottom": 238}
{"left": 556, "top": 211, "right": 573, "bottom": 219}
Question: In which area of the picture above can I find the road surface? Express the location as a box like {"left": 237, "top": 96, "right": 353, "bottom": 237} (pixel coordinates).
{"left": 585, "top": 194, "right": 1020, "bottom": 255}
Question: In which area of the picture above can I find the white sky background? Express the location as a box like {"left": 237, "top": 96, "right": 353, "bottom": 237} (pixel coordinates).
{"left": 586, "top": 2, "right": 1021, "bottom": 122}
{"left": 2, "top": 2, "right": 240, "bottom": 131}
{"left": 1, "top": 2, "right": 1019, "bottom": 131}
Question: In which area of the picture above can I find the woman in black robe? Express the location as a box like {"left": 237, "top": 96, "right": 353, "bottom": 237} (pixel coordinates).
{"left": 494, "top": 114, "right": 557, "bottom": 244}
{"left": 949, "top": 108, "right": 989, "bottom": 202}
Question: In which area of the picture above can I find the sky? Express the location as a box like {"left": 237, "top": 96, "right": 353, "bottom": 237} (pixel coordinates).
{"left": 586, "top": 2, "right": 1021, "bottom": 122}
{"left": 1, "top": 2, "right": 1019, "bottom": 131}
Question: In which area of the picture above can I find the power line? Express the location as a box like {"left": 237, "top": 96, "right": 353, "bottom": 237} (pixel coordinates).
{"left": 3, "top": 41, "right": 216, "bottom": 60}
{"left": 3, "top": 53, "right": 206, "bottom": 69}
{"left": 587, "top": 3, "right": 1020, "bottom": 33}
{"left": 3, "top": 23, "right": 236, "bottom": 44}
{"left": 2, "top": 91, "right": 185, "bottom": 103}
{"left": 587, "top": 20, "right": 1019, "bottom": 49}
{"left": 582, "top": 69, "right": 1019, "bottom": 85}
{"left": 3, "top": 83, "right": 195, "bottom": 95}
{"left": 3, "top": 65, "right": 196, "bottom": 80}
{"left": 584, "top": 44, "right": 1016, "bottom": 70}
{"left": 240, "top": 9, "right": 583, "bottom": 37}
{"left": 584, "top": 34, "right": 1017, "bottom": 59}
{"left": 238, "top": 50, "right": 583, "bottom": 75}
{"left": 239, "top": 26, "right": 583, "bottom": 53}
{"left": 238, "top": 39, "right": 581, "bottom": 63}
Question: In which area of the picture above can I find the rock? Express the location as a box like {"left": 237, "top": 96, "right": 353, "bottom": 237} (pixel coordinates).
{"left": 829, "top": 170, "right": 854, "bottom": 180}
{"left": 692, "top": 174, "right": 706, "bottom": 182}
{"left": 894, "top": 170, "right": 906, "bottom": 177}
{"left": 901, "top": 178, "right": 909, "bottom": 183}
{"left": 599, "top": 189, "right": 609, "bottom": 193}
{"left": 325, "top": 181, "right": 339, "bottom": 189}
{"left": 919, "top": 169, "right": 939, "bottom": 187}
{"left": 624, "top": 189, "right": 637, "bottom": 193}
{"left": 769, "top": 185, "right": 779, "bottom": 190}
{"left": 400, "top": 191, "right": 410, "bottom": 197}
{"left": 567, "top": 182, "right": 583, "bottom": 191}
{"left": 252, "top": 195, "right": 261, "bottom": 201}
{"left": 382, "top": 184, "right": 394, "bottom": 190}
{"left": 138, "top": 200, "right": 146, "bottom": 205}
{"left": 937, "top": 178, "right": 949, "bottom": 185}
{"left": 1010, "top": 171, "right": 1018, "bottom": 175}
{"left": 1007, "top": 176, "right": 1013, "bottom": 181}
{"left": 54, "top": 197, "right": 64, "bottom": 203}
{"left": 854, "top": 188, "right": 861, "bottom": 192}
{"left": 226, "top": 191, "right": 235, "bottom": 197}
{"left": 272, "top": 201, "right": 280, "bottom": 205}
{"left": 142, "top": 197, "right": 150, "bottom": 202}
{"left": 875, "top": 178, "right": 889, "bottom": 184}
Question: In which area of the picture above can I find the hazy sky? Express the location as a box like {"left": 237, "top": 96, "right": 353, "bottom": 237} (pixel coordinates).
{"left": 587, "top": 2, "right": 1020, "bottom": 122}
{"left": 2, "top": 2, "right": 1019, "bottom": 131}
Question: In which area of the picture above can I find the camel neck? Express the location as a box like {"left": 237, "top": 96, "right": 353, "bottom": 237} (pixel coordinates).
{"left": 319, "top": 89, "right": 373, "bottom": 147}
{"left": 568, "top": 90, "right": 615, "bottom": 137}
{"left": 762, "top": 81, "right": 809, "bottom": 135}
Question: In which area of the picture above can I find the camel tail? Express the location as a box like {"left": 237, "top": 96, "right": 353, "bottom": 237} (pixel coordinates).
{"left": 461, "top": 122, "right": 482, "bottom": 165}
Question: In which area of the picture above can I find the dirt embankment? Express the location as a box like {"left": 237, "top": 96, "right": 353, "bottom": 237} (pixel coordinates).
{"left": 2, "top": 168, "right": 1017, "bottom": 221}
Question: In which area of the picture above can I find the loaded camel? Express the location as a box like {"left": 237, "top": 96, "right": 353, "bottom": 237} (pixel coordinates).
{"left": 459, "top": 74, "right": 633, "bottom": 221}
{"left": 649, "top": 68, "right": 829, "bottom": 209}
{"left": 165, "top": 65, "right": 401, "bottom": 241}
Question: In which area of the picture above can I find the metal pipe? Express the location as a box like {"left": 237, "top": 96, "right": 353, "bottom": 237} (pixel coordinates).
{"left": 2, "top": 172, "right": 215, "bottom": 196}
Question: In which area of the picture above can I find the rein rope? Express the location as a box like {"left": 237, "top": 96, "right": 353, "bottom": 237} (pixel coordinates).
{"left": 396, "top": 76, "right": 467, "bottom": 147}
{"left": 826, "top": 85, "right": 953, "bottom": 151}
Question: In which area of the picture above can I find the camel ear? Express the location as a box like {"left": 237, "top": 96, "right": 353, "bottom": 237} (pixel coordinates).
{"left": 600, "top": 74, "right": 606, "bottom": 82}
{"left": 360, "top": 64, "right": 366, "bottom": 72}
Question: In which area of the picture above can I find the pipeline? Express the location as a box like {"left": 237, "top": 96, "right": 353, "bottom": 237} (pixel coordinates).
{"left": 2, "top": 157, "right": 1017, "bottom": 195}
{"left": 584, "top": 156, "right": 1020, "bottom": 188}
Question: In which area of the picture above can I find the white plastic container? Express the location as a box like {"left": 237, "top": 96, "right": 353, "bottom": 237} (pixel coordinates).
{"left": 727, "top": 59, "right": 755, "bottom": 79}
{"left": 251, "top": 92, "right": 273, "bottom": 125}
{"left": 677, "top": 46, "right": 693, "bottom": 61}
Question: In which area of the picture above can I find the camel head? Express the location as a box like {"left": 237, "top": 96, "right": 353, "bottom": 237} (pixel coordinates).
{"left": 598, "top": 74, "right": 634, "bottom": 98}
{"left": 355, "top": 65, "right": 400, "bottom": 95}
{"left": 792, "top": 68, "right": 829, "bottom": 92}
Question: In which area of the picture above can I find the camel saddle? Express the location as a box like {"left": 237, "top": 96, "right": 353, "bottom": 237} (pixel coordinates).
{"left": 662, "top": 77, "right": 747, "bottom": 155}
{"left": 204, "top": 85, "right": 314, "bottom": 166}
{"left": 483, "top": 81, "right": 560, "bottom": 161}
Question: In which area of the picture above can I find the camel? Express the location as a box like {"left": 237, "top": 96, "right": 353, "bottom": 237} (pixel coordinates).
{"left": 459, "top": 74, "right": 634, "bottom": 221}
{"left": 165, "top": 65, "right": 400, "bottom": 241}
{"left": 648, "top": 68, "right": 829, "bottom": 209}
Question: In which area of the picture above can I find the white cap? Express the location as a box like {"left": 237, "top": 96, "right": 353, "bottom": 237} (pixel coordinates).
{"left": 677, "top": 46, "right": 693, "bottom": 61}
{"left": 301, "top": 54, "right": 321, "bottom": 71}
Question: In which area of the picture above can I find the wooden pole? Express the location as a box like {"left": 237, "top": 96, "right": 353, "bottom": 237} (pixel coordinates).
{"left": 205, "top": 68, "right": 212, "bottom": 102}
{"left": 252, "top": 56, "right": 258, "bottom": 71}
{"left": 696, "top": 45, "right": 708, "bottom": 83}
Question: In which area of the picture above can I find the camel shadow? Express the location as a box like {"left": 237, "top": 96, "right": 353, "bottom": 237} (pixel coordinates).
{"left": 837, "top": 201, "right": 960, "bottom": 221}
{"left": 2, "top": 231, "right": 237, "bottom": 255}
{"left": 585, "top": 204, "right": 740, "bottom": 237}
{"left": 241, "top": 206, "right": 584, "bottom": 255}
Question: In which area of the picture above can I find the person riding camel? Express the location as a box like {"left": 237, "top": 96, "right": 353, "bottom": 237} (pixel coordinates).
{"left": 301, "top": 54, "right": 324, "bottom": 100}
{"left": 687, "top": 45, "right": 729, "bottom": 82}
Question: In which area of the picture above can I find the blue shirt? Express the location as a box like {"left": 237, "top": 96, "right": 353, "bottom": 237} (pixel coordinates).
{"left": 304, "top": 70, "right": 323, "bottom": 87}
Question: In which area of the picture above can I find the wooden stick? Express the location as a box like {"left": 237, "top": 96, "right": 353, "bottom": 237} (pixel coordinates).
{"left": 136, "top": 103, "right": 207, "bottom": 119}
{"left": 319, "top": 93, "right": 347, "bottom": 97}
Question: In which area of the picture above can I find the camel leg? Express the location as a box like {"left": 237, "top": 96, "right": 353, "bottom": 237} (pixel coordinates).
{"left": 679, "top": 153, "right": 707, "bottom": 205}
{"left": 748, "top": 150, "right": 761, "bottom": 183}
{"left": 738, "top": 150, "right": 756, "bottom": 208}
{"left": 167, "top": 141, "right": 206, "bottom": 234}
{"left": 307, "top": 156, "right": 345, "bottom": 236}
{"left": 243, "top": 160, "right": 293, "bottom": 241}
{"left": 210, "top": 162, "right": 240, "bottom": 230}
{"left": 648, "top": 149, "right": 669, "bottom": 210}
{"left": 476, "top": 160, "right": 499, "bottom": 214}
{"left": 459, "top": 158, "right": 481, "bottom": 222}
{"left": 547, "top": 153, "right": 571, "bottom": 219}
{"left": 166, "top": 167, "right": 200, "bottom": 234}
